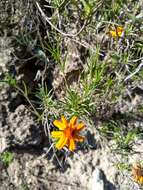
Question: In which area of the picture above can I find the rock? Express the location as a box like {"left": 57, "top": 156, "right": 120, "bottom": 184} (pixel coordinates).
{"left": 0, "top": 137, "right": 9, "bottom": 153}
{"left": 7, "top": 159, "right": 23, "bottom": 187}
{"left": 91, "top": 168, "right": 105, "bottom": 190}
{"left": 0, "top": 37, "right": 12, "bottom": 78}
{"left": 0, "top": 104, "right": 7, "bottom": 128}
{"left": 0, "top": 104, "right": 8, "bottom": 153}
{"left": 0, "top": 161, "right": 14, "bottom": 190}
{"left": 0, "top": 105, "right": 43, "bottom": 150}
{"left": 8, "top": 105, "right": 43, "bottom": 147}
{"left": 90, "top": 167, "right": 117, "bottom": 190}
{"left": 129, "top": 139, "right": 143, "bottom": 164}
{"left": 52, "top": 39, "right": 83, "bottom": 98}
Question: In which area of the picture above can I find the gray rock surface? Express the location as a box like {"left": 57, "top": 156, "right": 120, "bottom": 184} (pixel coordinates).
{"left": 0, "top": 37, "right": 43, "bottom": 152}
{"left": 91, "top": 168, "right": 105, "bottom": 190}
{"left": 0, "top": 105, "right": 43, "bottom": 153}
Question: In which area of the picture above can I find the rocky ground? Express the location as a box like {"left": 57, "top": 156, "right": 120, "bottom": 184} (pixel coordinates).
{"left": 0, "top": 1, "right": 143, "bottom": 190}
{"left": 0, "top": 40, "right": 142, "bottom": 190}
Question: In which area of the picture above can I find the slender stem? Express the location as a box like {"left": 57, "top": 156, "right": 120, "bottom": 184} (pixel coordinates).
{"left": 15, "top": 86, "right": 41, "bottom": 119}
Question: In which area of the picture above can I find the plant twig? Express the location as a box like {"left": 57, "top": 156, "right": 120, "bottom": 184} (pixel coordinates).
{"left": 36, "top": 1, "right": 87, "bottom": 37}
{"left": 124, "top": 61, "right": 143, "bottom": 82}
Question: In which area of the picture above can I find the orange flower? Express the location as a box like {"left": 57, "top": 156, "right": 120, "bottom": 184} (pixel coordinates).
{"left": 51, "top": 115, "right": 85, "bottom": 151}
{"left": 132, "top": 163, "right": 143, "bottom": 185}
{"left": 109, "top": 26, "right": 124, "bottom": 38}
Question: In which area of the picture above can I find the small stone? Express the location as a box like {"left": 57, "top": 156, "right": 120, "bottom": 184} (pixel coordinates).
{"left": 0, "top": 136, "right": 9, "bottom": 153}
{"left": 91, "top": 168, "right": 105, "bottom": 190}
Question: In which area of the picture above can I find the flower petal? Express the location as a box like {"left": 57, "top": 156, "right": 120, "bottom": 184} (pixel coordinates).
{"left": 69, "top": 138, "right": 76, "bottom": 151}
{"left": 53, "top": 120, "right": 66, "bottom": 130}
{"left": 51, "top": 131, "right": 63, "bottom": 138}
{"left": 117, "top": 27, "right": 123, "bottom": 33}
{"left": 74, "top": 134, "right": 85, "bottom": 142}
{"left": 55, "top": 135, "right": 67, "bottom": 149}
{"left": 117, "top": 31, "right": 122, "bottom": 37}
{"left": 138, "top": 176, "right": 143, "bottom": 185}
{"left": 135, "top": 176, "right": 143, "bottom": 185}
{"left": 76, "top": 122, "right": 85, "bottom": 131}
{"left": 61, "top": 115, "right": 68, "bottom": 126}
{"left": 110, "top": 31, "right": 117, "bottom": 38}
{"left": 70, "top": 116, "right": 77, "bottom": 126}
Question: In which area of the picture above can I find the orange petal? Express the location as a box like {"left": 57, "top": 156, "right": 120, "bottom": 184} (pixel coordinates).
{"left": 53, "top": 120, "right": 66, "bottom": 130}
{"left": 51, "top": 131, "right": 63, "bottom": 138}
{"left": 117, "top": 26, "right": 123, "bottom": 32}
{"left": 55, "top": 135, "right": 67, "bottom": 149}
{"left": 61, "top": 115, "right": 68, "bottom": 126}
{"left": 76, "top": 122, "right": 85, "bottom": 131}
{"left": 74, "top": 134, "right": 85, "bottom": 142}
{"left": 69, "top": 138, "right": 76, "bottom": 151}
{"left": 70, "top": 116, "right": 77, "bottom": 126}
